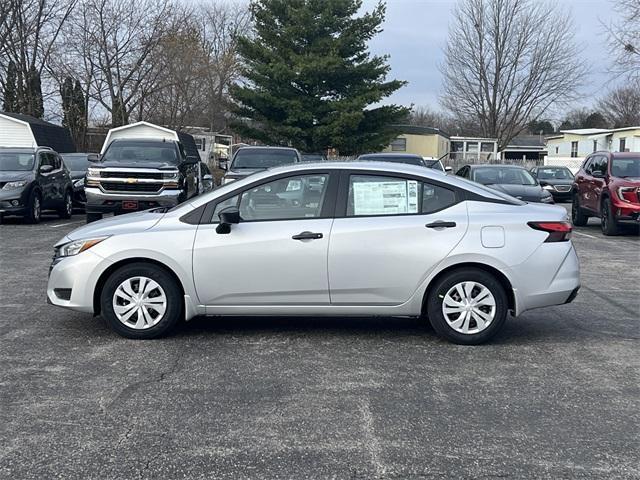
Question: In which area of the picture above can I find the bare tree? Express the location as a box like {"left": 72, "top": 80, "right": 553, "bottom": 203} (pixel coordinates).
{"left": 200, "top": 1, "right": 252, "bottom": 131}
{"left": 71, "top": 0, "right": 173, "bottom": 126}
{"left": 440, "top": 0, "right": 585, "bottom": 150}
{"left": 604, "top": 0, "right": 640, "bottom": 81}
{"left": 599, "top": 82, "right": 640, "bottom": 127}
{"left": 0, "top": 0, "right": 75, "bottom": 117}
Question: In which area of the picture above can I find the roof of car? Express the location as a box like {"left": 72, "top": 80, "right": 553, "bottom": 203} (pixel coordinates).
{"left": 358, "top": 153, "right": 423, "bottom": 158}
{"left": 237, "top": 146, "right": 298, "bottom": 151}
{"left": 468, "top": 164, "right": 527, "bottom": 169}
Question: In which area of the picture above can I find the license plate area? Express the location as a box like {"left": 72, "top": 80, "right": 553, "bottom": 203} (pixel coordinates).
{"left": 122, "top": 200, "right": 139, "bottom": 210}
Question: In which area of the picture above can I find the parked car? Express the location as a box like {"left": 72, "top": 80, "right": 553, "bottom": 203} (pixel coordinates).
{"left": 48, "top": 162, "right": 580, "bottom": 345}
{"left": 84, "top": 138, "right": 200, "bottom": 223}
{"left": 529, "top": 166, "right": 574, "bottom": 202}
{"left": 422, "top": 157, "right": 452, "bottom": 173}
{"left": 199, "top": 162, "right": 214, "bottom": 193}
{"left": 0, "top": 146, "right": 73, "bottom": 223}
{"left": 61, "top": 153, "right": 95, "bottom": 210}
{"left": 358, "top": 153, "right": 428, "bottom": 167}
{"left": 221, "top": 146, "right": 301, "bottom": 185}
{"left": 572, "top": 151, "right": 640, "bottom": 235}
{"left": 456, "top": 164, "right": 554, "bottom": 204}
{"left": 300, "top": 152, "right": 327, "bottom": 162}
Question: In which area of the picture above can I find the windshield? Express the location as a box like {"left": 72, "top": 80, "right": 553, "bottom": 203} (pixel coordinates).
{"left": 611, "top": 157, "right": 640, "bottom": 177}
{"left": 472, "top": 167, "right": 537, "bottom": 186}
{"left": 358, "top": 155, "right": 425, "bottom": 166}
{"left": 232, "top": 149, "right": 298, "bottom": 169}
{"left": 62, "top": 154, "right": 91, "bottom": 171}
{"left": 0, "top": 152, "right": 35, "bottom": 171}
{"left": 103, "top": 141, "right": 179, "bottom": 164}
{"left": 535, "top": 167, "right": 573, "bottom": 180}
{"left": 301, "top": 154, "right": 325, "bottom": 162}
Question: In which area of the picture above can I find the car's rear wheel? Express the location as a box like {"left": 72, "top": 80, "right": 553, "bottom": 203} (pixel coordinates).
{"left": 25, "top": 191, "right": 42, "bottom": 224}
{"left": 426, "top": 268, "right": 508, "bottom": 345}
{"left": 571, "top": 193, "right": 589, "bottom": 226}
{"left": 100, "top": 263, "right": 182, "bottom": 339}
{"left": 58, "top": 190, "right": 73, "bottom": 219}
{"left": 601, "top": 197, "right": 620, "bottom": 236}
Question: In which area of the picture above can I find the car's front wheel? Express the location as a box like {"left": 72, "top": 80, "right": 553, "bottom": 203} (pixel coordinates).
{"left": 426, "top": 268, "right": 508, "bottom": 345}
{"left": 25, "top": 190, "right": 42, "bottom": 224}
{"left": 100, "top": 263, "right": 182, "bottom": 339}
{"left": 601, "top": 197, "right": 620, "bottom": 236}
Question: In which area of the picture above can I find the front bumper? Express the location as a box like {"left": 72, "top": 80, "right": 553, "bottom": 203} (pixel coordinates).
{"left": 611, "top": 197, "right": 640, "bottom": 225}
{"left": 0, "top": 186, "right": 29, "bottom": 216}
{"left": 47, "top": 250, "right": 112, "bottom": 313}
{"left": 85, "top": 187, "right": 181, "bottom": 212}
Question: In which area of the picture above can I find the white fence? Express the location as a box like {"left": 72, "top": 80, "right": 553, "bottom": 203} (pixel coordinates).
{"left": 544, "top": 156, "right": 584, "bottom": 174}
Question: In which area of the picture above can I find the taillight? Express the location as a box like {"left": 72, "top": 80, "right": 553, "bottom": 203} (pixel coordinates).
{"left": 528, "top": 221, "right": 572, "bottom": 242}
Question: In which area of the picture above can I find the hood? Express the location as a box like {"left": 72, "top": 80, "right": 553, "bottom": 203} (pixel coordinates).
{"left": 0, "top": 171, "right": 33, "bottom": 182}
{"left": 96, "top": 159, "right": 179, "bottom": 170}
{"left": 486, "top": 184, "right": 548, "bottom": 202}
{"left": 538, "top": 178, "right": 573, "bottom": 186}
{"left": 70, "top": 170, "right": 86, "bottom": 180}
{"left": 225, "top": 168, "right": 264, "bottom": 179}
{"left": 62, "top": 210, "right": 165, "bottom": 242}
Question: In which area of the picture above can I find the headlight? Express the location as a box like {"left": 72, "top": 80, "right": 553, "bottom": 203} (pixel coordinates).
{"left": 73, "top": 178, "right": 85, "bottom": 187}
{"left": 542, "top": 185, "right": 554, "bottom": 191}
{"left": 617, "top": 187, "right": 638, "bottom": 203}
{"left": 55, "top": 236, "right": 109, "bottom": 258}
{"left": 163, "top": 171, "right": 179, "bottom": 180}
{"left": 87, "top": 167, "right": 102, "bottom": 177}
{"left": 3, "top": 180, "right": 28, "bottom": 190}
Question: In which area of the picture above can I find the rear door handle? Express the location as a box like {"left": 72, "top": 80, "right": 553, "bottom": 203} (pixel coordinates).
{"left": 425, "top": 221, "right": 457, "bottom": 229}
{"left": 292, "top": 231, "right": 323, "bottom": 240}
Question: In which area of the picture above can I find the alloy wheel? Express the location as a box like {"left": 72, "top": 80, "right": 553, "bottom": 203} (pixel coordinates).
{"left": 33, "top": 196, "right": 41, "bottom": 221}
{"left": 441, "top": 281, "right": 496, "bottom": 334}
{"left": 112, "top": 276, "right": 167, "bottom": 329}
{"left": 65, "top": 194, "right": 72, "bottom": 215}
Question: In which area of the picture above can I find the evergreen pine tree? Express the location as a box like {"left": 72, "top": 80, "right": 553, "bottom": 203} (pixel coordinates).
{"left": 3, "top": 61, "right": 18, "bottom": 112}
{"left": 26, "top": 67, "right": 44, "bottom": 118}
{"left": 231, "top": 0, "right": 409, "bottom": 155}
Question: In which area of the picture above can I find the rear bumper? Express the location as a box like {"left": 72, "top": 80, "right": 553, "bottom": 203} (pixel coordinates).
{"left": 85, "top": 187, "right": 181, "bottom": 212}
{"left": 511, "top": 243, "right": 580, "bottom": 316}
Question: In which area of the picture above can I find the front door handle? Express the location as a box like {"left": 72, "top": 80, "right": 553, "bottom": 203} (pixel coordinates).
{"left": 425, "top": 221, "right": 457, "bottom": 229}
{"left": 292, "top": 231, "right": 323, "bottom": 240}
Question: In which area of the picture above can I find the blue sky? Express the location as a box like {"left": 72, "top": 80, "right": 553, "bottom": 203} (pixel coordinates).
{"left": 362, "top": 0, "right": 619, "bottom": 114}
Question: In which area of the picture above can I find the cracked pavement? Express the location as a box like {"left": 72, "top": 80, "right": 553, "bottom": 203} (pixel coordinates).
{"left": 0, "top": 209, "right": 638, "bottom": 479}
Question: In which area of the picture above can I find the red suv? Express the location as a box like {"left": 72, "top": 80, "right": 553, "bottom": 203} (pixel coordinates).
{"left": 572, "top": 151, "right": 640, "bottom": 235}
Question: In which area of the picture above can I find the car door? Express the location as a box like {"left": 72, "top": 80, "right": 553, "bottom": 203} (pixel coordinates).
{"left": 192, "top": 171, "right": 337, "bottom": 307}
{"left": 37, "top": 152, "right": 54, "bottom": 206}
{"left": 49, "top": 153, "right": 66, "bottom": 205}
{"left": 583, "top": 155, "right": 603, "bottom": 212}
{"left": 327, "top": 172, "right": 468, "bottom": 305}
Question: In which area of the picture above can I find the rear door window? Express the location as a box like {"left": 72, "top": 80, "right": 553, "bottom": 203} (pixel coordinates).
{"left": 346, "top": 175, "right": 456, "bottom": 217}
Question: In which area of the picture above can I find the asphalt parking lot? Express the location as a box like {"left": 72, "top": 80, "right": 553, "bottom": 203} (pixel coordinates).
{"left": 1, "top": 207, "right": 638, "bottom": 479}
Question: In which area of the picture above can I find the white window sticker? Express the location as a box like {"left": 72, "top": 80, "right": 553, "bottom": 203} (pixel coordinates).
{"left": 353, "top": 180, "right": 419, "bottom": 215}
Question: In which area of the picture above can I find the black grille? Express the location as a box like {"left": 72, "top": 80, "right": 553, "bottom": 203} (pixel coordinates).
{"left": 100, "top": 182, "right": 162, "bottom": 193}
{"left": 101, "top": 171, "right": 164, "bottom": 180}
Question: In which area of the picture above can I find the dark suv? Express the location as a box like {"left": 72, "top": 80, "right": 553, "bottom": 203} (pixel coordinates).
{"left": 572, "top": 151, "right": 640, "bottom": 235}
{"left": 0, "top": 147, "right": 73, "bottom": 223}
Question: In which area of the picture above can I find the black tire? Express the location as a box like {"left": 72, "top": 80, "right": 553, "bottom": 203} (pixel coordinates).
{"left": 571, "top": 193, "right": 589, "bottom": 227}
{"left": 58, "top": 190, "right": 73, "bottom": 219}
{"left": 426, "top": 268, "right": 508, "bottom": 345}
{"left": 601, "top": 197, "right": 620, "bottom": 236}
{"left": 100, "top": 262, "right": 182, "bottom": 339}
{"left": 25, "top": 190, "right": 42, "bottom": 224}
{"left": 86, "top": 212, "right": 103, "bottom": 223}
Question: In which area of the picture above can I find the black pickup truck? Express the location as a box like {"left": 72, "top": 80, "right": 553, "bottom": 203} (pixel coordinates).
{"left": 84, "top": 138, "right": 200, "bottom": 222}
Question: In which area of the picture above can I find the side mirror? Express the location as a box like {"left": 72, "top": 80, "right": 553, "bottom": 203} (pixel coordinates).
{"left": 592, "top": 170, "right": 605, "bottom": 178}
{"left": 444, "top": 166, "right": 453, "bottom": 173}
{"left": 87, "top": 153, "right": 101, "bottom": 162}
{"left": 39, "top": 164, "right": 54, "bottom": 174}
{"left": 539, "top": 180, "right": 548, "bottom": 186}
{"left": 216, "top": 206, "right": 240, "bottom": 234}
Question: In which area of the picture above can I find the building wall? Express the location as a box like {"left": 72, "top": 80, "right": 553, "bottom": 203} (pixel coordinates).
{"left": 0, "top": 117, "right": 36, "bottom": 148}
{"left": 546, "top": 133, "right": 607, "bottom": 158}
{"left": 383, "top": 133, "right": 449, "bottom": 158}
{"left": 610, "top": 129, "right": 640, "bottom": 152}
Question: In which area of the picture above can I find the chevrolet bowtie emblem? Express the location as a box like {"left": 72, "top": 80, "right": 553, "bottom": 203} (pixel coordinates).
{"left": 126, "top": 178, "right": 137, "bottom": 184}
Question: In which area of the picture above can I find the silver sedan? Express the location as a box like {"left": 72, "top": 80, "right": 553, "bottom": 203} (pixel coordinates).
{"left": 47, "top": 162, "right": 580, "bottom": 344}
